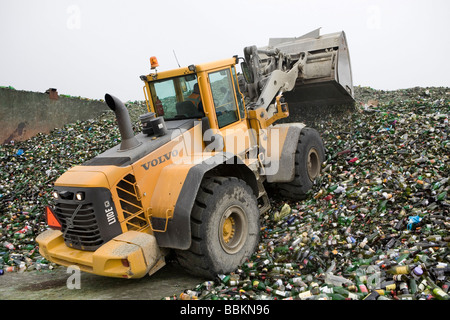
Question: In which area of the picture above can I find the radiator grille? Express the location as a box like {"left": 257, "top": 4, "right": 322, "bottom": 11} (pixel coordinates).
{"left": 55, "top": 202, "right": 103, "bottom": 250}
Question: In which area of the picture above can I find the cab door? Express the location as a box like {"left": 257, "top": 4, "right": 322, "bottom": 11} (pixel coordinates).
{"left": 207, "top": 66, "right": 253, "bottom": 158}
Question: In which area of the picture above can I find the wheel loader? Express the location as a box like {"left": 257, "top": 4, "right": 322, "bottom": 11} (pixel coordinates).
{"left": 36, "top": 29, "right": 354, "bottom": 279}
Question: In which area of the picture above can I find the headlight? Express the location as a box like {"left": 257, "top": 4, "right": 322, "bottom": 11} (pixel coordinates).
{"left": 75, "top": 192, "right": 85, "bottom": 201}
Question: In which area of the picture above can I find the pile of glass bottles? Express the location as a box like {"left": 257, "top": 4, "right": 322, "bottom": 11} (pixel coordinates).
{"left": 170, "top": 86, "right": 449, "bottom": 300}
{"left": 0, "top": 100, "right": 147, "bottom": 274}
{"left": 0, "top": 86, "right": 448, "bottom": 301}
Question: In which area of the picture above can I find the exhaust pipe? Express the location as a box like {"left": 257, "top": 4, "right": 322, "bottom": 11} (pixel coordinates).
{"left": 105, "top": 94, "right": 141, "bottom": 151}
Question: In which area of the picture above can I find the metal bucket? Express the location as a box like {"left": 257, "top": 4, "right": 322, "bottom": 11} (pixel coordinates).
{"left": 241, "top": 28, "right": 355, "bottom": 120}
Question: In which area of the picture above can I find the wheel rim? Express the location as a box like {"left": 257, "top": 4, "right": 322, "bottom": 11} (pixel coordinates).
{"left": 219, "top": 205, "right": 248, "bottom": 254}
{"left": 307, "top": 147, "right": 321, "bottom": 181}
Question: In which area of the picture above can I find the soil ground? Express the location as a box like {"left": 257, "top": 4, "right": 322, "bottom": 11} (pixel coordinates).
{"left": 0, "top": 261, "right": 206, "bottom": 300}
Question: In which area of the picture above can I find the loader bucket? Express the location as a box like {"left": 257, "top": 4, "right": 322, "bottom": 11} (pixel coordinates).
{"left": 242, "top": 28, "right": 355, "bottom": 124}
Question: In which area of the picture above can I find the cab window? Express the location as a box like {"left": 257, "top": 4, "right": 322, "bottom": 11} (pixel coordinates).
{"left": 208, "top": 69, "right": 239, "bottom": 128}
{"left": 232, "top": 66, "right": 245, "bottom": 119}
{"left": 148, "top": 74, "right": 203, "bottom": 120}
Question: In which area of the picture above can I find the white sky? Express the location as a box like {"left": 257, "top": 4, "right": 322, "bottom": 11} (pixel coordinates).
{"left": 0, "top": 0, "right": 449, "bottom": 101}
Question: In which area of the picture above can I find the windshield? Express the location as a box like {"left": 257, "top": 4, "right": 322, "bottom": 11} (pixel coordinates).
{"left": 148, "top": 74, "right": 204, "bottom": 121}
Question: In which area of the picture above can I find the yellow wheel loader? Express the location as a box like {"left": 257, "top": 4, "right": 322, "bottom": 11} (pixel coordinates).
{"left": 36, "top": 29, "right": 354, "bottom": 279}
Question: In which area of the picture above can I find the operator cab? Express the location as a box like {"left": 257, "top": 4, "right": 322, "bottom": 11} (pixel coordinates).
{"left": 141, "top": 57, "right": 246, "bottom": 131}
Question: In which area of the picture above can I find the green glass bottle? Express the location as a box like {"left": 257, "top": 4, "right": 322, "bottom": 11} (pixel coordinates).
{"left": 378, "top": 200, "right": 388, "bottom": 212}
{"left": 386, "top": 264, "right": 412, "bottom": 275}
{"left": 218, "top": 274, "right": 230, "bottom": 284}
{"left": 380, "top": 280, "right": 396, "bottom": 291}
{"left": 409, "top": 278, "right": 418, "bottom": 295}
{"left": 328, "top": 185, "right": 339, "bottom": 192}
{"left": 436, "top": 191, "right": 447, "bottom": 201}
{"left": 252, "top": 279, "right": 266, "bottom": 291}
{"left": 363, "top": 290, "right": 380, "bottom": 300}
{"left": 355, "top": 277, "right": 368, "bottom": 294}
{"left": 348, "top": 291, "right": 365, "bottom": 300}
{"left": 326, "top": 292, "right": 347, "bottom": 300}
{"left": 333, "top": 286, "right": 350, "bottom": 296}
{"left": 425, "top": 276, "right": 450, "bottom": 300}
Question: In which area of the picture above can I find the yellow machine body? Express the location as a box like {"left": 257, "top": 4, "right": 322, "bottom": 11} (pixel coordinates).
{"left": 36, "top": 28, "right": 346, "bottom": 278}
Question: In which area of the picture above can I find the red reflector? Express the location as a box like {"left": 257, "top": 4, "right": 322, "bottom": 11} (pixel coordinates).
{"left": 45, "top": 206, "right": 62, "bottom": 230}
{"left": 121, "top": 259, "right": 130, "bottom": 268}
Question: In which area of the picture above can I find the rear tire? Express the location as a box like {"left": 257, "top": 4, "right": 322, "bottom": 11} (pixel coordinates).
{"left": 175, "top": 177, "right": 260, "bottom": 278}
{"left": 276, "top": 127, "right": 325, "bottom": 200}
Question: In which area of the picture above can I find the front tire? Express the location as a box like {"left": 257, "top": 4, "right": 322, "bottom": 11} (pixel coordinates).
{"left": 175, "top": 177, "right": 260, "bottom": 278}
{"left": 276, "top": 127, "right": 325, "bottom": 200}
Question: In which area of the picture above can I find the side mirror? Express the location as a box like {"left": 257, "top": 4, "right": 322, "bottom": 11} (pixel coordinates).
{"left": 240, "top": 61, "right": 254, "bottom": 84}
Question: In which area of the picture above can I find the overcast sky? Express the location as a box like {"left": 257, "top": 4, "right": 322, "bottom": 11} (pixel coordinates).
{"left": 0, "top": 0, "right": 449, "bottom": 101}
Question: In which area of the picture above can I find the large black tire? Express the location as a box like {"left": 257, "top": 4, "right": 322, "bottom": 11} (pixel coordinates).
{"left": 175, "top": 177, "right": 260, "bottom": 278}
{"left": 276, "top": 127, "right": 325, "bottom": 200}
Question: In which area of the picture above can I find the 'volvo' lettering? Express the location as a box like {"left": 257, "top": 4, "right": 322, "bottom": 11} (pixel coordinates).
{"left": 141, "top": 150, "right": 178, "bottom": 170}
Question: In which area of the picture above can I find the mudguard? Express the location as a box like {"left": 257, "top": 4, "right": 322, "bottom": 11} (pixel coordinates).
{"left": 151, "top": 152, "right": 257, "bottom": 250}
{"left": 265, "top": 123, "right": 305, "bottom": 183}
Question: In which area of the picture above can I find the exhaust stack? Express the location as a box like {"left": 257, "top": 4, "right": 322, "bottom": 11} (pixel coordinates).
{"left": 105, "top": 94, "right": 141, "bottom": 151}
